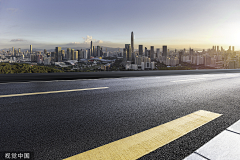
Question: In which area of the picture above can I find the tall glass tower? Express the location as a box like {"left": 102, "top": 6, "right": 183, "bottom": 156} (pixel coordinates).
{"left": 131, "top": 31, "right": 134, "bottom": 53}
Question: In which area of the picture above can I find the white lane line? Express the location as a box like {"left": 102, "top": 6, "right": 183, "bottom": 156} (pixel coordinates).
{"left": 0, "top": 87, "right": 109, "bottom": 98}
{"left": 171, "top": 78, "right": 206, "bottom": 82}
{"left": 184, "top": 119, "right": 240, "bottom": 160}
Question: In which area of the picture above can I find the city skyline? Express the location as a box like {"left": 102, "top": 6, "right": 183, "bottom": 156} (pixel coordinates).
{"left": 1, "top": 0, "right": 240, "bottom": 50}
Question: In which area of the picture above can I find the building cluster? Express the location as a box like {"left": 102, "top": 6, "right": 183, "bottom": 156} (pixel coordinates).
{"left": 0, "top": 44, "right": 119, "bottom": 67}
{"left": 121, "top": 32, "right": 240, "bottom": 70}
{"left": 0, "top": 32, "right": 240, "bottom": 70}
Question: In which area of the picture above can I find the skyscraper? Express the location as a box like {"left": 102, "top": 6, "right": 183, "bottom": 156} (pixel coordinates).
{"left": 90, "top": 41, "right": 93, "bottom": 56}
{"left": 18, "top": 48, "right": 21, "bottom": 53}
{"left": 150, "top": 46, "right": 154, "bottom": 60}
{"left": 139, "top": 45, "right": 143, "bottom": 56}
{"left": 163, "top": 46, "right": 167, "bottom": 58}
{"left": 131, "top": 31, "right": 134, "bottom": 53}
{"left": 44, "top": 49, "right": 47, "bottom": 55}
{"left": 156, "top": 48, "right": 160, "bottom": 58}
{"left": 125, "top": 44, "right": 132, "bottom": 61}
{"left": 232, "top": 46, "right": 234, "bottom": 52}
{"left": 145, "top": 47, "right": 148, "bottom": 57}
{"left": 30, "top": 45, "right": 32, "bottom": 54}
{"left": 71, "top": 49, "right": 74, "bottom": 60}
{"left": 97, "top": 46, "right": 100, "bottom": 57}
{"left": 93, "top": 46, "right": 96, "bottom": 57}
{"left": 61, "top": 50, "right": 65, "bottom": 59}
{"left": 123, "top": 48, "right": 127, "bottom": 62}
{"left": 67, "top": 48, "right": 71, "bottom": 60}
{"left": 12, "top": 47, "right": 14, "bottom": 56}
{"left": 55, "top": 47, "right": 62, "bottom": 62}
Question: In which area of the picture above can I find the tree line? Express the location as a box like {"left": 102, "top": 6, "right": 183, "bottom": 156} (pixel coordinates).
{"left": 0, "top": 63, "right": 64, "bottom": 74}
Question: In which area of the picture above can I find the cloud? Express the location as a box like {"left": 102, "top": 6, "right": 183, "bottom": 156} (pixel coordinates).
{"left": 82, "top": 35, "right": 93, "bottom": 44}
{"left": 68, "top": 42, "right": 81, "bottom": 44}
{"left": 10, "top": 39, "right": 26, "bottom": 42}
{"left": 6, "top": 8, "right": 19, "bottom": 13}
{"left": 97, "top": 40, "right": 103, "bottom": 43}
{"left": 82, "top": 35, "right": 103, "bottom": 44}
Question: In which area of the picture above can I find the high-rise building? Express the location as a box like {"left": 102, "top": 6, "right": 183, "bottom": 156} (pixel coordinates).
{"left": 44, "top": 49, "right": 47, "bottom": 55}
{"left": 217, "top": 46, "right": 219, "bottom": 52}
{"left": 88, "top": 49, "right": 91, "bottom": 59}
{"left": 100, "top": 47, "right": 103, "bottom": 57}
{"left": 125, "top": 44, "right": 132, "bottom": 61}
{"left": 139, "top": 45, "right": 143, "bottom": 56}
{"left": 145, "top": 47, "right": 148, "bottom": 57}
{"left": 228, "top": 46, "right": 231, "bottom": 53}
{"left": 123, "top": 48, "right": 127, "bottom": 62}
{"left": 73, "top": 51, "right": 78, "bottom": 60}
{"left": 30, "top": 45, "right": 32, "bottom": 54}
{"left": 163, "top": 46, "right": 167, "bottom": 58}
{"left": 131, "top": 31, "right": 134, "bottom": 53}
{"left": 55, "top": 47, "right": 62, "bottom": 62}
{"left": 67, "top": 48, "right": 71, "bottom": 60}
{"left": 97, "top": 46, "right": 100, "bottom": 57}
{"left": 232, "top": 46, "right": 234, "bottom": 52}
{"left": 90, "top": 41, "right": 93, "bottom": 56}
{"left": 157, "top": 48, "right": 160, "bottom": 58}
{"left": 150, "top": 46, "right": 154, "bottom": 60}
{"left": 18, "top": 48, "right": 21, "bottom": 53}
{"left": 93, "top": 46, "right": 96, "bottom": 57}
{"left": 61, "top": 50, "right": 65, "bottom": 59}
{"left": 71, "top": 49, "right": 74, "bottom": 60}
{"left": 12, "top": 47, "right": 14, "bottom": 56}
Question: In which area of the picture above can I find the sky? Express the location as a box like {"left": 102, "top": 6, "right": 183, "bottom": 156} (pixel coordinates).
{"left": 1, "top": 0, "right": 240, "bottom": 51}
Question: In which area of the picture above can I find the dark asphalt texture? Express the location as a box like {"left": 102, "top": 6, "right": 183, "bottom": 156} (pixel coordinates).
{"left": 1, "top": 73, "right": 240, "bottom": 160}
{"left": 1, "top": 69, "right": 240, "bottom": 83}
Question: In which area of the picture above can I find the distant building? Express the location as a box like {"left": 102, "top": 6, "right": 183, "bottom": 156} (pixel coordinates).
{"left": 97, "top": 46, "right": 100, "bottom": 57}
{"left": 125, "top": 44, "right": 132, "bottom": 61}
{"left": 93, "top": 46, "right": 96, "bottom": 57}
{"left": 30, "top": 45, "right": 32, "bottom": 54}
{"left": 131, "top": 31, "right": 134, "bottom": 53}
{"left": 123, "top": 48, "right": 127, "bottom": 63}
{"left": 90, "top": 41, "right": 93, "bottom": 56}
{"left": 55, "top": 47, "right": 61, "bottom": 62}
{"left": 150, "top": 46, "right": 154, "bottom": 60}
{"left": 71, "top": 49, "right": 74, "bottom": 60}
{"left": 67, "top": 48, "right": 71, "bottom": 60}
{"left": 73, "top": 51, "right": 78, "bottom": 60}
{"left": 61, "top": 50, "right": 65, "bottom": 59}
{"left": 139, "top": 45, "right": 143, "bottom": 56}
{"left": 145, "top": 47, "right": 148, "bottom": 57}
{"left": 163, "top": 45, "right": 167, "bottom": 58}
{"left": 37, "top": 54, "right": 43, "bottom": 64}
{"left": 156, "top": 48, "right": 160, "bottom": 58}
{"left": 12, "top": 47, "right": 14, "bottom": 56}
{"left": 44, "top": 49, "right": 47, "bottom": 55}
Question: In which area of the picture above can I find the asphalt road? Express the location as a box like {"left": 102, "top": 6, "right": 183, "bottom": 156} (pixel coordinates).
{"left": 1, "top": 69, "right": 240, "bottom": 83}
{"left": 1, "top": 73, "right": 240, "bottom": 159}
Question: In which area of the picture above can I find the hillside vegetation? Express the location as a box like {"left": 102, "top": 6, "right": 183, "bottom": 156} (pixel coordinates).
{"left": 0, "top": 63, "right": 64, "bottom": 74}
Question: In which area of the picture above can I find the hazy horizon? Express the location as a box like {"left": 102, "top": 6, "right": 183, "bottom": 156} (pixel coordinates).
{"left": 1, "top": 0, "right": 240, "bottom": 51}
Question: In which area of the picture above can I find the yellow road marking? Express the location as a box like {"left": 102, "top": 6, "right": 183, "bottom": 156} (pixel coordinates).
{"left": 0, "top": 87, "right": 109, "bottom": 98}
{"left": 64, "top": 110, "right": 221, "bottom": 160}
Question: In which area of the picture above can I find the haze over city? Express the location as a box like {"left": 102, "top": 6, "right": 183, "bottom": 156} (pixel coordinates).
{"left": 1, "top": 0, "right": 240, "bottom": 50}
